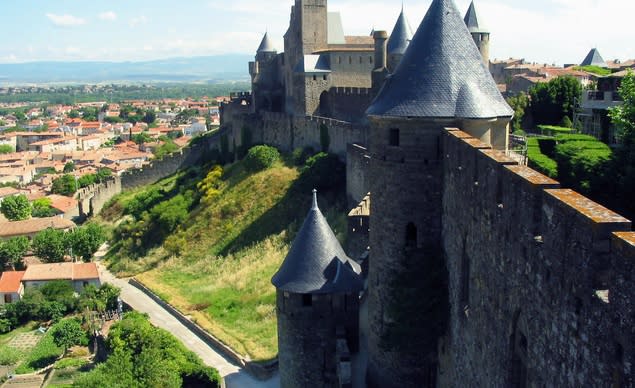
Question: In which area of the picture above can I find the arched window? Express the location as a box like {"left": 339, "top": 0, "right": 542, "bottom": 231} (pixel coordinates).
{"left": 405, "top": 223, "right": 417, "bottom": 247}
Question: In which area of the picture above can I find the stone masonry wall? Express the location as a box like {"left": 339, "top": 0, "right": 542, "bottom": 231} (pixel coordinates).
{"left": 345, "top": 143, "right": 369, "bottom": 206}
{"left": 440, "top": 128, "right": 635, "bottom": 387}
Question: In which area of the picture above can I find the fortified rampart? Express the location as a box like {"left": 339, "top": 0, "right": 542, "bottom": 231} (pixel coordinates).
{"left": 75, "top": 131, "right": 225, "bottom": 220}
{"left": 222, "top": 97, "right": 368, "bottom": 158}
{"left": 439, "top": 128, "right": 634, "bottom": 387}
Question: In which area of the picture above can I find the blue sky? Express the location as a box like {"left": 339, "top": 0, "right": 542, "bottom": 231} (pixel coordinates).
{"left": 1, "top": 0, "right": 633, "bottom": 66}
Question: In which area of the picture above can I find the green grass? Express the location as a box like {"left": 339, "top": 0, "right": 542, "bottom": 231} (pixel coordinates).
{"left": 573, "top": 65, "right": 613, "bottom": 76}
{"left": 14, "top": 331, "right": 62, "bottom": 374}
{"left": 103, "top": 155, "right": 347, "bottom": 361}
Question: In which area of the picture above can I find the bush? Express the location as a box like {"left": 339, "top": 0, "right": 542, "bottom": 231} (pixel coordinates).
{"left": 291, "top": 146, "right": 315, "bottom": 166}
{"left": 244, "top": 145, "right": 280, "bottom": 172}
{"left": 553, "top": 140, "right": 612, "bottom": 192}
{"left": 297, "top": 152, "right": 345, "bottom": 191}
{"left": 527, "top": 138, "right": 558, "bottom": 178}
{"left": 0, "top": 345, "right": 23, "bottom": 365}
{"left": 538, "top": 125, "right": 573, "bottom": 136}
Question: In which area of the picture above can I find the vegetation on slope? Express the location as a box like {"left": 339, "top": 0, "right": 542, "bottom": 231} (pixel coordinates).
{"left": 100, "top": 148, "right": 347, "bottom": 361}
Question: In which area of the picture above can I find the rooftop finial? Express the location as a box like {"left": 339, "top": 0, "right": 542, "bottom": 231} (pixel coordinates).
{"left": 312, "top": 189, "right": 318, "bottom": 210}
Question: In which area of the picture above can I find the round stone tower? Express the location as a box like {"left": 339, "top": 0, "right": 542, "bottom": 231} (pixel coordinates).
{"left": 364, "top": 0, "right": 512, "bottom": 387}
{"left": 272, "top": 190, "right": 363, "bottom": 388}
{"left": 249, "top": 32, "right": 282, "bottom": 112}
{"left": 464, "top": 1, "right": 490, "bottom": 64}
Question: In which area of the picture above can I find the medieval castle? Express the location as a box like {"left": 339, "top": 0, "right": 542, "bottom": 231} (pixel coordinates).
{"left": 219, "top": 0, "right": 635, "bottom": 387}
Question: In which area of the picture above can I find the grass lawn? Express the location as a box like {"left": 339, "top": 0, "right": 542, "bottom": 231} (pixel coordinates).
{"left": 105, "top": 155, "right": 347, "bottom": 361}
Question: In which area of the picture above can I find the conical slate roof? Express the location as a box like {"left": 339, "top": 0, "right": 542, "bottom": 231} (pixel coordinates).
{"left": 366, "top": 0, "right": 513, "bottom": 119}
{"left": 580, "top": 48, "right": 607, "bottom": 68}
{"left": 387, "top": 9, "right": 413, "bottom": 55}
{"left": 257, "top": 32, "right": 276, "bottom": 53}
{"left": 271, "top": 191, "right": 363, "bottom": 294}
{"left": 464, "top": 1, "right": 488, "bottom": 33}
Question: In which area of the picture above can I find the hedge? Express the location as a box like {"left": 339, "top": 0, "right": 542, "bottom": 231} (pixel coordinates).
{"left": 538, "top": 125, "right": 574, "bottom": 136}
{"left": 527, "top": 137, "right": 558, "bottom": 178}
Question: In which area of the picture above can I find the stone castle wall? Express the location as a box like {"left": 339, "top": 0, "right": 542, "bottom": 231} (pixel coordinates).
{"left": 345, "top": 143, "right": 369, "bottom": 206}
{"left": 439, "top": 128, "right": 634, "bottom": 387}
{"left": 77, "top": 177, "right": 122, "bottom": 218}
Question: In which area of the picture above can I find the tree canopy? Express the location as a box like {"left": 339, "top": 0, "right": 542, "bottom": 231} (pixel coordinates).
{"left": 51, "top": 174, "right": 78, "bottom": 196}
{"left": 32, "top": 228, "right": 68, "bottom": 263}
{"left": 0, "top": 236, "right": 29, "bottom": 270}
{"left": 1, "top": 194, "right": 31, "bottom": 221}
{"left": 529, "top": 76, "right": 582, "bottom": 126}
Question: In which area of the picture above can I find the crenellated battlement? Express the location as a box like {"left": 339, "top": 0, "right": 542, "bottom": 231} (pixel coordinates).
{"left": 441, "top": 127, "right": 634, "bottom": 386}
{"left": 330, "top": 87, "right": 372, "bottom": 96}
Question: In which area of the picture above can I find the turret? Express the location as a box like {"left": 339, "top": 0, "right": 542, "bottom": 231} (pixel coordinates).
{"left": 365, "top": 0, "right": 512, "bottom": 386}
{"left": 464, "top": 1, "right": 490, "bottom": 64}
{"left": 272, "top": 190, "right": 363, "bottom": 388}
{"left": 386, "top": 9, "right": 413, "bottom": 72}
{"left": 372, "top": 30, "right": 388, "bottom": 93}
{"left": 250, "top": 32, "right": 282, "bottom": 113}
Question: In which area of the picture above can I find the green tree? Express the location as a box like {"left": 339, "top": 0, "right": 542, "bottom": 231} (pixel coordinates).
{"left": 529, "top": 76, "right": 582, "bottom": 125}
{"left": 40, "top": 280, "right": 76, "bottom": 313}
{"left": 31, "top": 197, "right": 57, "bottom": 218}
{"left": 1, "top": 194, "right": 31, "bottom": 221}
{"left": 51, "top": 174, "right": 78, "bottom": 196}
{"left": 0, "top": 144, "right": 14, "bottom": 154}
{"left": 244, "top": 145, "right": 280, "bottom": 172}
{"left": 68, "top": 224, "right": 106, "bottom": 261}
{"left": 608, "top": 71, "right": 635, "bottom": 219}
{"left": 63, "top": 161, "right": 76, "bottom": 173}
{"left": 0, "top": 236, "right": 29, "bottom": 270}
{"left": 50, "top": 318, "right": 88, "bottom": 355}
{"left": 132, "top": 131, "right": 152, "bottom": 145}
{"left": 32, "top": 228, "right": 68, "bottom": 263}
{"left": 68, "top": 110, "right": 80, "bottom": 119}
{"left": 142, "top": 110, "right": 156, "bottom": 125}
{"left": 506, "top": 92, "right": 529, "bottom": 132}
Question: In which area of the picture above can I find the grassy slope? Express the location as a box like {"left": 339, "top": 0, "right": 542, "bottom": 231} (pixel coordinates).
{"left": 102, "top": 159, "right": 347, "bottom": 361}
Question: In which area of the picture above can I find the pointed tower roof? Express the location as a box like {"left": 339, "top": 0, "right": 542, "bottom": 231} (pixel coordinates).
{"left": 366, "top": 0, "right": 512, "bottom": 119}
{"left": 257, "top": 32, "right": 276, "bottom": 53}
{"left": 271, "top": 190, "right": 363, "bottom": 294}
{"left": 386, "top": 9, "right": 413, "bottom": 55}
{"left": 464, "top": 1, "right": 488, "bottom": 33}
{"left": 580, "top": 48, "right": 607, "bottom": 68}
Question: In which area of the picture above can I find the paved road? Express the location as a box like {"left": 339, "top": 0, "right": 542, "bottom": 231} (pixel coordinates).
{"left": 94, "top": 246, "right": 280, "bottom": 388}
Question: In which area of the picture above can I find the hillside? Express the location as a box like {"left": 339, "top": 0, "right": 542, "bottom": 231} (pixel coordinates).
{"left": 0, "top": 55, "right": 252, "bottom": 84}
{"left": 98, "top": 151, "right": 347, "bottom": 361}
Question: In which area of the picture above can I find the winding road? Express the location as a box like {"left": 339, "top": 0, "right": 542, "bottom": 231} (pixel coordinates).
{"left": 94, "top": 245, "right": 280, "bottom": 388}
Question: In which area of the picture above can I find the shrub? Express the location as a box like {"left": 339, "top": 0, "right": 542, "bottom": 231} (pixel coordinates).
{"left": 553, "top": 140, "right": 612, "bottom": 192}
{"left": 527, "top": 138, "right": 558, "bottom": 178}
{"left": 244, "top": 145, "right": 280, "bottom": 172}
{"left": 0, "top": 345, "right": 23, "bottom": 365}
{"left": 538, "top": 125, "right": 573, "bottom": 136}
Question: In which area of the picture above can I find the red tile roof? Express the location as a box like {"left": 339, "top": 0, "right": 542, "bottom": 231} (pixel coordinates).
{"left": 22, "top": 262, "right": 99, "bottom": 281}
{"left": 0, "top": 271, "right": 25, "bottom": 293}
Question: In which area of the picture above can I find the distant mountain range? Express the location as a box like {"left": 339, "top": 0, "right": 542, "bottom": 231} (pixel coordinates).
{"left": 0, "top": 55, "right": 253, "bottom": 84}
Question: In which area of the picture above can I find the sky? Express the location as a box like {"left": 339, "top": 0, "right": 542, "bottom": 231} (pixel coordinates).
{"left": 0, "top": 0, "right": 633, "bottom": 67}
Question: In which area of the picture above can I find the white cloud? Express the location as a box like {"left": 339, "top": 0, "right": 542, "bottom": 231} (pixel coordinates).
{"left": 65, "top": 46, "right": 80, "bottom": 54}
{"left": 129, "top": 15, "right": 148, "bottom": 27}
{"left": 46, "top": 13, "right": 86, "bottom": 27}
{"left": 98, "top": 11, "right": 117, "bottom": 22}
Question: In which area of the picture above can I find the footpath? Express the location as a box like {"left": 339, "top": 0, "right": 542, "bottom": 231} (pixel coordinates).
{"left": 94, "top": 245, "right": 280, "bottom": 388}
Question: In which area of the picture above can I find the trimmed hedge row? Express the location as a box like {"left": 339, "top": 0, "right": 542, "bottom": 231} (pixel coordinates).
{"left": 527, "top": 137, "right": 558, "bottom": 178}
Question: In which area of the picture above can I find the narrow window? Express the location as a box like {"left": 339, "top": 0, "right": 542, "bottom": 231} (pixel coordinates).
{"left": 389, "top": 128, "right": 399, "bottom": 146}
{"left": 369, "top": 56, "right": 373, "bottom": 64}
{"left": 302, "top": 293, "right": 312, "bottom": 306}
{"left": 359, "top": 56, "right": 362, "bottom": 64}
{"left": 338, "top": 56, "right": 341, "bottom": 64}
{"left": 4, "top": 294, "right": 11, "bottom": 303}
{"left": 405, "top": 223, "right": 417, "bottom": 247}
{"left": 312, "top": 75, "right": 316, "bottom": 81}
{"left": 613, "top": 343, "right": 624, "bottom": 388}
{"left": 349, "top": 56, "right": 352, "bottom": 64}
{"left": 460, "top": 252, "right": 470, "bottom": 315}
{"left": 511, "top": 332, "right": 528, "bottom": 388}
{"left": 323, "top": 75, "right": 327, "bottom": 81}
